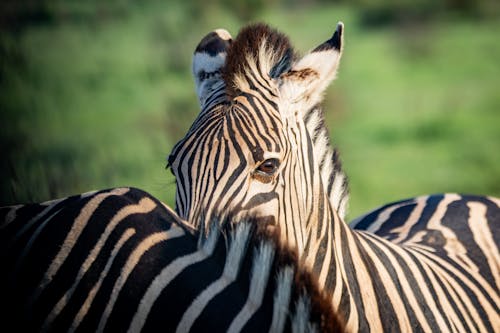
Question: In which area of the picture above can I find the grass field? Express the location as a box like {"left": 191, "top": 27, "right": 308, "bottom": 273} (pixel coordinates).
{"left": 1, "top": 2, "right": 499, "bottom": 220}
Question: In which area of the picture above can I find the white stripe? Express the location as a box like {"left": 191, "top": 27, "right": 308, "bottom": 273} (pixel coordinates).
{"left": 1, "top": 204, "right": 23, "bottom": 229}
{"left": 127, "top": 224, "right": 219, "bottom": 333}
{"left": 291, "top": 295, "right": 315, "bottom": 333}
{"left": 334, "top": 222, "right": 359, "bottom": 332}
{"left": 425, "top": 194, "right": 478, "bottom": 270}
{"left": 417, "top": 255, "right": 471, "bottom": 332}
{"left": 411, "top": 246, "right": 499, "bottom": 331}
{"left": 417, "top": 249, "right": 490, "bottom": 332}
{"left": 365, "top": 202, "right": 406, "bottom": 234}
{"left": 97, "top": 226, "right": 185, "bottom": 332}
{"left": 11, "top": 208, "right": 62, "bottom": 282}
{"left": 268, "top": 267, "right": 293, "bottom": 333}
{"left": 43, "top": 195, "right": 156, "bottom": 331}
{"left": 331, "top": 257, "right": 343, "bottom": 310}
{"left": 347, "top": 230, "right": 384, "bottom": 332}
{"left": 68, "top": 228, "right": 136, "bottom": 333}
{"left": 487, "top": 196, "right": 500, "bottom": 207}
{"left": 357, "top": 235, "right": 412, "bottom": 331}
{"left": 317, "top": 220, "right": 332, "bottom": 288}
{"left": 175, "top": 223, "right": 251, "bottom": 333}
{"left": 9, "top": 198, "right": 65, "bottom": 244}
{"left": 390, "top": 196, "right": 427, "bottom": 244}
{"left": 304, "top": 204, "right": 329, "bottom": 271}
{"left": 368, "top": 237, "right": 434, "bottom": 332}
{"left": 331, "top": 173, "right": 347, "bottom": 219}
{"left": 228, "top": 242, "right": 275, "bottom": 333}
{"left": 28, "top": 188, "right": 130, "bottom": 310}
{"left": 467, "top": 201, "right": 500, "bottom": 290}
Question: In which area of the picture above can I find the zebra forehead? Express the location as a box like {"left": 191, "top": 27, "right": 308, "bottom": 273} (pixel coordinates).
{"left": 223, "top": 23, "right": 297, "bottom": 97}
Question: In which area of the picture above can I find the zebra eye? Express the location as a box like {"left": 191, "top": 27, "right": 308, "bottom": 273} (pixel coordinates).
{"left": 256, "top": 158, "right": 280, "bottom": 175}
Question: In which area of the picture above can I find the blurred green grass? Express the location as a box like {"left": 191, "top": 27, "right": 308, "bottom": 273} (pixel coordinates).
{"left": 1, "top": 1, "right": 499, "bottom": 220}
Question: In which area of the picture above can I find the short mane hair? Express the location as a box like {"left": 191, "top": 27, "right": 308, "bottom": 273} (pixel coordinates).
{"left": 223, "top": 23, "right": 297, "bottom": 97}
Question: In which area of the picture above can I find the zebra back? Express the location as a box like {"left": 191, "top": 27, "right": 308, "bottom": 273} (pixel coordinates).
{"left": 0, "top": 187, "right": 344, "bottom": 332}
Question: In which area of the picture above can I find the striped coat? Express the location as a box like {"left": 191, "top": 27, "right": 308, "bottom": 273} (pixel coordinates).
{"left": 168, "top": 22, "right": 500, "bottom": 332}
{"left": 0, "top": 187, "right": 344, "bottom": 332}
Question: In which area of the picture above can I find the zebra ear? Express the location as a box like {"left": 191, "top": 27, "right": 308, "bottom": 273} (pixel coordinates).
{"left": 279, "top": 23, "right": 343, "bottom": 111}
{"left": 192, "top": 29, "right": 233, "bottom": 108}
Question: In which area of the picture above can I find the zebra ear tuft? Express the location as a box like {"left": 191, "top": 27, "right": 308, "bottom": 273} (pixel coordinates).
{"left": 278, "top": 23, "right": 344, "bottom": 111}
{"left": 313, "top": 22, "right": 343, "bottom": 52}
{"left": 192, "top": 29, "right": 233, "bottom": 108}
{"left": 270, "top": 48, "right": 294, "bottom": 79}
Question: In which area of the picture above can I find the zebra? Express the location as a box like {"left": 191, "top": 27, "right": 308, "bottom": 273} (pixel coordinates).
{"left": 0, "top": 187, "right": 345, "bottom": 332}
{"left": 167, "top": 22, "right": 500, "bottom": 332}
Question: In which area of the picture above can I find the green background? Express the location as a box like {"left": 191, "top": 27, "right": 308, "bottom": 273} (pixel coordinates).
{"left": 1, "top": 0, "right": 499, "bottom": 220}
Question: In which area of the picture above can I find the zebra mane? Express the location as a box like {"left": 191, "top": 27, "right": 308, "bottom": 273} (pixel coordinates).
{"left": 304, "top": 105, "right": 350, "bottom": 219}
{"left": 223, "top": 23, "right": 296, "bottom": 97}
{"left": 199, "top": 213, "right": 345, "bottom": 333}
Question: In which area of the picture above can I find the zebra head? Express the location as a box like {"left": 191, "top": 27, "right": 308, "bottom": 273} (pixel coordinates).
{"left": 168, "top": 23, "right": 347, "bottom": 252}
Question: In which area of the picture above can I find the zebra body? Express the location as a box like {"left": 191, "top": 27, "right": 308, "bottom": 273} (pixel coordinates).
{"left": 168, "top": 23, "right": 500, "bottom": 332}
{"left": 347, "top": 194, "right": 499, "bottom": 332}
{"left": 0, "top": 187, "right": 344, "bottom": 332}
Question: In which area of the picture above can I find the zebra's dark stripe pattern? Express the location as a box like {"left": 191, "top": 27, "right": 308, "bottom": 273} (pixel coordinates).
{"left": 170, "top": 23, "right": 349, "bottom": 225}
{"left": 0, "top": 187, "right": 344, "bottom": 332}
{"left": 342, "top": 194, "right": 500, "bottom": 332}
{"left": 168, "top": 23, "right": 500, "bottom": 332}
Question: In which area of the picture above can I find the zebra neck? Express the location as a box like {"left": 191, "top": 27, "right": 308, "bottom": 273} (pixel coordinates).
{"left": 330, "top": 208, "right": 369, "bottom": 331}
{"left": 302, "top": 196, "right": 369, "bottom": 331}
{"left": 304, "top": 105, "right": 349, "bottom": 220}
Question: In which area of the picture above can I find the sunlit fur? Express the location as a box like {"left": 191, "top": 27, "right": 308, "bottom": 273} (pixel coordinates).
{"left": 0, "top": 188, "right": 344, "bottom": 332}
{"left": 169, "top": 23, "right": 500, "bottom": 332}
{"left": 169, "top": 23, "right": 348, "bottom": 234}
